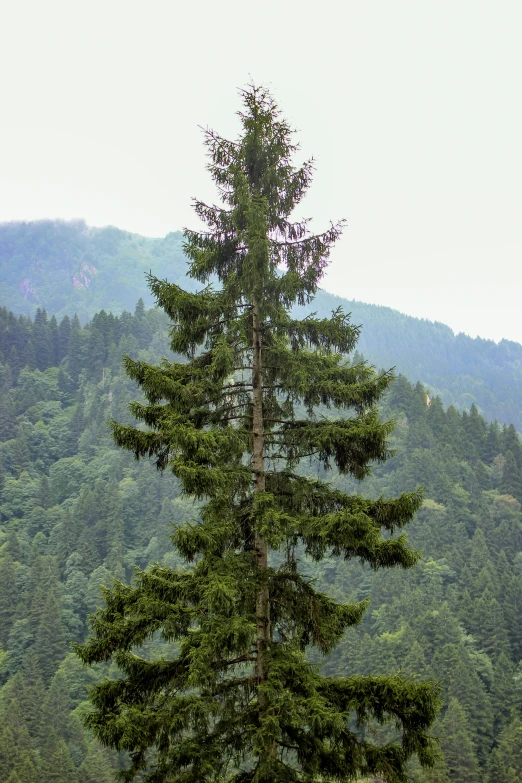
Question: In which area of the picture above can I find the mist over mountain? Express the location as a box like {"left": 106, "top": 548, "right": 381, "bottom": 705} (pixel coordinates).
{"left": 2, "top": 219, "right": 520, "bottom": 430}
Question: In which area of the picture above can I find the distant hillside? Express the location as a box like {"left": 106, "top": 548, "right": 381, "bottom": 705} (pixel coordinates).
{"left": 300, "top": 293, "right": 522, "bottom": 430}
{"left": 1, "top": 220, "right": 521, "bottom": 429}
{"left": 0, "top": 219, "right": 187, "bottom": 323}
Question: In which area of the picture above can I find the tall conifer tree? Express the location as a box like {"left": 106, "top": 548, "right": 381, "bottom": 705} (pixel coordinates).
{"left": 77, "top": 85, "right": 439, "bottom": 782}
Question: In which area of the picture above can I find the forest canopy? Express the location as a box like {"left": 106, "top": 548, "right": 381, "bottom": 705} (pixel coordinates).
{"left": 0, "top": 300, "right": 521, "bottom": 780}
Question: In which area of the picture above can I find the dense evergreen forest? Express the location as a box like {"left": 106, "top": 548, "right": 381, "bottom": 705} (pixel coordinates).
{"left": 1, "top": 303, "right": 522, "bottom": 781}
{"left": 2, "top": 219, "right": 522, "bottom": 431}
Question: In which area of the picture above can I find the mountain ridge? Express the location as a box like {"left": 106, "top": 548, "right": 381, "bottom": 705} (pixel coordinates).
{"left": 1, "top": 219, "right": 521, "bottom": 429}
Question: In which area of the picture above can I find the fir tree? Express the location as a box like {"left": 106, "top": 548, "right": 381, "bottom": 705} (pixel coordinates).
{"left": 102, "top": 479, "right": 125, "bottom": 576}
{"left": 490, "top": 652, "right": 518, "bottom": 736}
{"left": 33, "top": 308, "right": 52, "bottom": 371}
{"left": 483, "top": 422, "right": 502, "bottom": 465}
{"left": 443, "top": 644, "right": 493, "bottom": 763}
{"left": 439, "top": 699, "right": 480, "bottom": 783}
{"left": 40, "top": 732, "right": 78, "bottom": 783}
{"left": 488, "top": 717, "right": 522, "bottom": 782}
{"left": 40, "top": 670, "right": 72, "bottom": 744}
{"left": 67, "top": 320, "right": 85, "bottom": 382}
{"left": 49, "top": 314, "right": 60, "bottom": 365}
{"left": 77, "top": 85, "right": 439, "bottom": 782}
{"left": 0, "top": 392, "right": 16, "bottom": 441}
{"left": 502, "top": 425, "right": 522, "bottom": 469}
{"left": 77, "top": 742, "right": 114, "bottom": 783}
{"left": 22, "top": 339, "right": 36, "bottom": 370}
{"left": 0, "top": 699, "right": 39, "bottom": 782}
{"left": 502, "top": 573, "right": 522, "bottom": 661}
{"left": 0, "top": 555, "right": 19, "bottom": 646}
{"left": 463, "top": 404, "right": 487, "bottom": 454}
{"left": 501, "top": 451, "right": 520, "bottom": 498}
{"left": 57, "top": 315, "right": 71, "bottom": 362}
{"left": 34, "top": 591, "right": 66, "bottom": 683}
{"left": 17, "top": 648, "right": 46, "bottom": 738}
{"left": 471, "top": 587, "right": 510, "bottom": 660}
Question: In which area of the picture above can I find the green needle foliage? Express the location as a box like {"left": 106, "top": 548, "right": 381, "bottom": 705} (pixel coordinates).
{"left": 76, "top": 85, "right": 440, "bottom": 783}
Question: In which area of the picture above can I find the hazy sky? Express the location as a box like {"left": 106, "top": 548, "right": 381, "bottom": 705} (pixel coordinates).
{"left": 1, "top": 1, "right": 521, "bottom": 343}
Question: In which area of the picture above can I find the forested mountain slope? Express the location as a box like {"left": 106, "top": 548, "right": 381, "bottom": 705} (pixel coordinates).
{"left": 1, "top": 219, "right": 521, "bottom": 430}
{"left": 0, "top": 304, "right": 522, "bottom": 781}
{"left": 0, "top": 219, "right": 187, "bottom": 323}
{"left": 299, "top": 293, "right": 522, "bottom": 431}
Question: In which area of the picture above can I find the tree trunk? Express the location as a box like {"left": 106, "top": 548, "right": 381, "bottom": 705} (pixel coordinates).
{"left": 252, "top": 298, "right": 272, "bottom": 753}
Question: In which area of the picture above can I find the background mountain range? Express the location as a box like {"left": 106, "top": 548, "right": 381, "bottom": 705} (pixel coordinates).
{"left": 2, "top": 219, "right": 521, "bottom": 430}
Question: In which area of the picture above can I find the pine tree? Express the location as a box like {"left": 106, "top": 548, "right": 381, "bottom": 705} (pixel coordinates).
{"left": 17, "top": 648, "right": 46, "bottom": 738}
{"left": 27, "top": 554, "right": 61, "bottom": 625}
{"left": 486, "top": 717, "right": 522, "bottom": 782}
{"left": 57, "top": 315, "right": 71, "bottom": 362}
{"left": 443, "top": 644, "right": 493, "bottom": 763}
{"left": 40, "top": 670, "right": 72, "bottom": 744}
{"left": 67, "top": 320, "right": 85, "bottom": 382}
{"left": 402, "top": 640, "right": 432, "bottom": 682}
{"left": 40, "top": 732, "right": 78, "bottom": 783}
{"left": 490, "top": 652, "right": 518, "bottom": 736}
{"left": 501, "top": 451, "right": 520, "bottom": 498}
{"left": 75, "top": 486, "right": 101, "bottom": 572}
{"left": 34, "top": 590, "right": 66, "bottom": 683}
{"left": 22, "top": 339, "right": 36, "bottom": 370}
{"left": 471, "top": 587, "right": 510, "bottom": 660}
{"left": 77, "top": 85, "right": 439, "bottom": 783}
{"left": 439, "top": 698, "right": 480, "bottom": 782}
{"left": 33, "top": 308, "right": 52, "bottom": 371}
{"left": 77, "top": 742, "right": 114, "bottom": 783}
{"left": 502, "top": 573, "right": 522, "bottom": 660}
{"left": 0, "top": 555, "right": 19, "bottom": 646}
{"left": 102, "top": 479, "right": 125, "bottom": 576}
{"left": 0, "top": 699, "right": 39, "bottom": 782}
{"left": 49, "top": 314, "right": 60, "bottom": 365}
{"left": 0, "top": 392, "right": 16, "bottom": 441}
{"left": 483, "top": 422, "right": 502, "bottom": 465}
{"left": 39, "top": 474, "right": 52, "bottom": 508}
{"left": 502, "top": 425, "right": 522, "bottom": 469}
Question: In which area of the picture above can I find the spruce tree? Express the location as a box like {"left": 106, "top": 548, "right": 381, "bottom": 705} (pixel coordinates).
{"left": 439, "top": 699, "right": 480, "bottom": 783}
{"left": 490, "top": 652, "right": 518, "bottom": 736}
{"left": 34, "top": 591, "right": 66, "bottom": 683}
{"left": 40, "top": 732, "right": 78, "bottom": 783}
{"left": 77, "top": 85, "right": 439, "bottom": 782}
{"left": 501, "top": 451, "right": 520, "bottom": 499}
{"left": 33, "top": 308, "right": 52, "bottom": 371}
{"left": 57, "top": 315, "right": 71, "bottom": 363}
{"left": 0, "top": 555, "right": 19, "bottom": 646}
{"left": 0, "top": 392, "right": 16, "bottom": 441}
{"left": 17, "top": 649, "right": 46, "bottom": 739}
{"left": 77, "top": 742, "right": 115, "bottom": 783}
{"left": 488, "top": 717, "right": 522, "bottom": 781}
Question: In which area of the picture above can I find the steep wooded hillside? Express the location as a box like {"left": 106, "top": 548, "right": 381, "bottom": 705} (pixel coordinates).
{"left": 0, "top": 304, "right": 521, "bottom": 781}
{"left": 0, "top": 219, "right": 187, "bottom": 322}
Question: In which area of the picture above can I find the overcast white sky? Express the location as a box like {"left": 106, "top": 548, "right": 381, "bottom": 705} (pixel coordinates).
{"left": 1, "top": 0, "right": 521, "bottom": 343}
